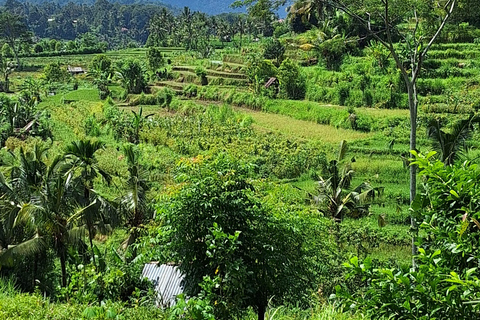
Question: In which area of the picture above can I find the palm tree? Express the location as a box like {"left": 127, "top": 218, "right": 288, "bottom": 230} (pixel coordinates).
{"left": 64, "top": 139, "right": 111, "bottom": 265}
{"left": 0, "top": 152, "right": 81, "bottom": 287}
{"left": 29, "top": 155, "right": 81, "bottom": 287}
{"left": 119, "top": 144, "right": 152, "bottom": 257}
{"left": 427, "top": 115, "right": 479, "bottom": 166}
{"left": 0, "top": 145, "right": 48, "bottom": 254}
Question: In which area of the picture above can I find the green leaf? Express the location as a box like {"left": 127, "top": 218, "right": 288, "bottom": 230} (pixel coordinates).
{"left": 450, "top": 189, "right": 460, "bottom": 199}
{"left": 403, "top": 300, "right": 411, "bottom": 311}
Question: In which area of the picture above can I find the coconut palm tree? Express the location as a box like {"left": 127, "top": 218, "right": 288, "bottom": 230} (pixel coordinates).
{"left": 427, "top": 115, "right": 479, "bottom": 166}
{"left": 0, "top": 151, "right": 82, "bottom": 287}
{"left": 64, "top": 139, "right": 112, "bottom": 265}
{"left": 0, "top": 145, "right": 48, "bottom": 255}
{"left": 119, "top": 144, "right": 152, "bottom": 257}
{"left": 29, "top": 155, "right": 81, "bottom": 287}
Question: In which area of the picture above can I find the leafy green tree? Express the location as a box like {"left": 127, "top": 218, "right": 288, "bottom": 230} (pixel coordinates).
{"left": 160, "top": 155, "right": 320, "bottom": 320}
{"left": 263, "top": 38, "right": 285, "bottom": 65}
{"left": 233, "top": 0, "right": 284, "bottom": 36}
{"left": 245, "top": 53, "right": 278, "bottom": 94}
{"left": 43, "top": 62, "right": 70, "bottom": 83}
{"left": 145, "top": 47, "right": 165, "bottom": 72}
{"left": 115, "top": 59, "right": 146, "bottom": 94}
{"left": 1, "top": 43, "right": 13, "bottom": 58}
{"left": 89, "top": 54, "right": 113, "bottom": 78}
{"left": 277, "top": 58, "right": 306, "bottom": 99}
{"left": 89, "top": 55, "right": 113, "bottom": 99}
{"left": 336, "top": 152, "right": 480, "bottom": 318}
{"left": 315, "top": 35, "right": 349, "bottom": 70}
{"left": 0, "top": 11, "right": 31, "bottom": 67}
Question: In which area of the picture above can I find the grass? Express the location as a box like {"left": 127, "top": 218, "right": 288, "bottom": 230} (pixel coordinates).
{"left": 238, "top": 107, "right": 373, "bottom": 144}
{"left": 62, "top": 88, "right": 99, "bottom": 102}
{"left": 244, "top": 304, "right": 367, "bottom": 320}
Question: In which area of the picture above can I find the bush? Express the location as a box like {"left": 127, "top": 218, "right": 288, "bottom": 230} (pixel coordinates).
{"left": 335, "top": 153, "right": 480, "bottom": 319}
{"left": 84, "top": 114, "right": 101, "bottom": 137}
{"left": 277, "top": 58, "right": 306, "bottom": 100}
{"left": 146, "top": 47, "right": 165, "bottom": 72}
{"left": 263, "top": 38, "right": 285, "bottom": 64}
{"left": 43, "top": 62, "right": 71, "bottom": 83}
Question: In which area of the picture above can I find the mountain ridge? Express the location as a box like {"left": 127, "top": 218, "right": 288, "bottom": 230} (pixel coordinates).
{"left": 3, "top": 0, "right": 289, "bottom": 17}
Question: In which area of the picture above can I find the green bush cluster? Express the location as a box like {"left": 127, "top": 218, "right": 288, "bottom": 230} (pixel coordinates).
{"left": 335, "top": 153, "right": 480, "bottom": 318}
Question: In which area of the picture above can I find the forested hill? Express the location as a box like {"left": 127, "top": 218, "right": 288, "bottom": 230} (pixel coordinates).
{"left": 159, "top": 0, "right": 243, "bottom": 15}
{"left": 157, "top": 0, "right": 288, "bottom": 17}
{"left": 2, "top": 0, "right": 290, "bottom": 16}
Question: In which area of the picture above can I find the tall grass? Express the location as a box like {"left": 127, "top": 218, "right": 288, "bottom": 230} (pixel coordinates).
{"left": 243, "top": 304, "right": 367, "bottom": 320}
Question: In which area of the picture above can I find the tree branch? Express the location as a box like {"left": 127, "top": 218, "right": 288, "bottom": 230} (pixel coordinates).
{"left": 414, "top": 0, "right": 456, "bottom": 82}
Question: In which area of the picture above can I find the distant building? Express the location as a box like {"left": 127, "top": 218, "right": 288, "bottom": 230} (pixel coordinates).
{"left": 67, "top": 65, "right": 85, "bottom": 75}
{"left": 142, "top": 262, "right": 184, "bottom": 308}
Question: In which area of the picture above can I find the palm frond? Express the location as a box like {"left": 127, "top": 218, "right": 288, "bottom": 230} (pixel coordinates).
{"left": 0, "top": 236, "right": 45, "bottom": 268}
{"left": 338, "top": 139, "right": 348, "bottom": 161}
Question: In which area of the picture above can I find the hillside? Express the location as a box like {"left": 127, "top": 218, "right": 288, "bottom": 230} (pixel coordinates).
{"left": 3, "top": 0, "right": 289, "bottom": 16}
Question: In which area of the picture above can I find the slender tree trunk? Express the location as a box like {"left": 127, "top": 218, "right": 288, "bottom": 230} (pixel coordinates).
{"left": 11, "top": 44, "right": 20, "bottom": 70}
{"left": 257, "top": 302, "right": 266, "bottom": 320}
{"left": 407, "top": 82, "right": 418, "bottom": 258}
{"left": 33, "top": 253, "right": 38, "bottom": 290}
{"left": 89, "top": 230, "right": 96, "bottom": 267}
{"left": 60, "top": 249, "right": 67, "bottom": 287}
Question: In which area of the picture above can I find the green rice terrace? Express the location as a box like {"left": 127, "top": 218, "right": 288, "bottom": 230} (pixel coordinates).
{"left": 1, "top": 0, "right": 480, "bottom": 319}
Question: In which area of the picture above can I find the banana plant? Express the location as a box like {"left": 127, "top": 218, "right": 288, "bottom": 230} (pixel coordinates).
{"left": 316, "top": 140, "right": 383, "bottom": 222}
{"left": 130, "top": 107, "right": 154, "bottom": 144}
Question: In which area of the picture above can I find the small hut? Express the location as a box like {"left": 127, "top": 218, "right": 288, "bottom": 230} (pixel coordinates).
{"left": 67, "top": 65, "right": 85, "bottom": 75}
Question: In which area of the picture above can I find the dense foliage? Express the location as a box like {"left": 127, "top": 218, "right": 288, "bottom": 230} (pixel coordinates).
{"left": 335, "top": 152, "right": 480, "bottom": 318}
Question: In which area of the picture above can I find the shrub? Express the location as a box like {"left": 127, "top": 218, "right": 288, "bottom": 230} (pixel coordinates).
{"left": 335, "top": 153, "right": 480, "bottom": 319}
{"left": 84, "top": 114, "right": 101, "bottom": 137}
{"left": 277, "top": 58, "right": 306, "bottom": 100}
{"left": 263, "top": 38, "right": 285, "bottom": 64}
{"left": 43, "top": 62, "right": 71, "bottom": 83}
{"left": 116, "top": 59, "right": 146, "bottom": 94}
{"left": 146, "top": 47, "right": 165, "bottom": 72}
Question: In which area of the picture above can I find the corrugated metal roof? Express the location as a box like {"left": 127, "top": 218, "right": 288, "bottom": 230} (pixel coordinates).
{"left": 142, "top": 263, "right": 184, "bottom": 308}
{"left": 265, "top": 77, "right": 278, "bottom": 88}
{"left": 67, "top": 66, "right": 85, "bottom": 73}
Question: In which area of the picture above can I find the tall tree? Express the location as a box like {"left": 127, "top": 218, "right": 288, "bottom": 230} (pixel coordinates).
{"left": 323, "top": 0, "right": 457, "bottom": 257}
{"left": 119, "top": 144, "right": 151, "bottom": 257}
{"left": 162, "top": 156, "right": 320, "bottom": 320}
{"left": 64, "top": 140, "right": 111, "bottom": 265}
{"left": 0, "top": 11, "right": 31, "bottom": 67}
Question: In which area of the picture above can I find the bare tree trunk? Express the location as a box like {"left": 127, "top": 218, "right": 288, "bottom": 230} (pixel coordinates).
{"left": 60, "top": 249, "right": 67, "bottom": 288}
{"left": 257, "top": 302, "right": 266, "bottom": 320}
{"left": 407, "top": 83, "right": 418, "bottom": 258}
